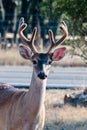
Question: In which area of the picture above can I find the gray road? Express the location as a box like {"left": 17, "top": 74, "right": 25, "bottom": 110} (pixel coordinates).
{"left": 0, "top": 66, "right": 87, "bottom": 89}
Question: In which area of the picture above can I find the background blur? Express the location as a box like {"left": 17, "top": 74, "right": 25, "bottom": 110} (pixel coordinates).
{"left": 0, "top": 0, "right": 87, "bottom": 66}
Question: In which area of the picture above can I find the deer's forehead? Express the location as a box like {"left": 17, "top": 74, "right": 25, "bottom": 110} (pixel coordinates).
{"left": 33, "top": 53, "right": 50, "bottom": 61}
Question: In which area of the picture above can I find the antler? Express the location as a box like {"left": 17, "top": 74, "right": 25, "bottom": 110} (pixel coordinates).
{"left": 48, "top": 21, "right": 68, "bottom": 53}
{"left": 18, "top": 17, "right": 38, "bottom": 53}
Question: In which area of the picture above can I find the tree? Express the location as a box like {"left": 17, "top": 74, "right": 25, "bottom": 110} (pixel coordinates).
{"left": 20, "top": 0, "right": 63, "bottom": 46}
{"left": 55, "top": 0, "right": 87, "bottom": 62}
{"left": 65, "top": 0, "right": 87, "bottom": 62}
{"left": 2, "top": 0, "right": 18, "bottom": 33}
{"left": 0, "top": 0, "right": 4, "bottom": 37}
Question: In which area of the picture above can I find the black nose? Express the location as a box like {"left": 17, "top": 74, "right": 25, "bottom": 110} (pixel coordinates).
{"left": 38, "top": 72, "right": 47, "bottom": 79}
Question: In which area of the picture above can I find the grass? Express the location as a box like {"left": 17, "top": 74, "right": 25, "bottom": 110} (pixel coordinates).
{"left": 0, "top": 47, "right": 31, "bottom": 66}
{"left": 44, "top": 89, "right": 87, "bottom": 130}
{"left": 0, "top": 45, "right": 86, "bottom": 66}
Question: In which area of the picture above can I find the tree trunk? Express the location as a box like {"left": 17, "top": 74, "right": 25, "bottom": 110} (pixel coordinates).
{"left": 2, "top": 0, "right": 18, "bottom": 33}
{"left": 0, "top": 0, "right": 4, "bottom": 37}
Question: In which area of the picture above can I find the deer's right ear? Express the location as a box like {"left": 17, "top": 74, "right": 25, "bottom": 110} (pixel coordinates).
{"left": 51, "top": 47, "right": 66, "bottom": 61}
{"left": 19, "top": 44, "right": 32, "bottom": 59}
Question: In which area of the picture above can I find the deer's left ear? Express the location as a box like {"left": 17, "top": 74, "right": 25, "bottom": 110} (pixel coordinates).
{"left": 52, "top": 47, "right": 66, "bottom": 61}
{"left": 19, "top": 44, "right": 33, "bottom": 59}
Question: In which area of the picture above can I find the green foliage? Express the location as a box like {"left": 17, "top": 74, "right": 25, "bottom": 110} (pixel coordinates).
{"left": 55, "top": 0, "right": 87, "bottom": 35}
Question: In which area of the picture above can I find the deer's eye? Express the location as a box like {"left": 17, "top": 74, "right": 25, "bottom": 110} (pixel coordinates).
{"left": 32, "top": 60, "right": 37, "bottom": 65}
{"left": 47, "top": 60, "right": 52, "bottom": 65}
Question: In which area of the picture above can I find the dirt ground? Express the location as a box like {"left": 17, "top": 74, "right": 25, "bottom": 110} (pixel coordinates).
{"left": 44, "top": 89, "right": 87, "bottom": 130}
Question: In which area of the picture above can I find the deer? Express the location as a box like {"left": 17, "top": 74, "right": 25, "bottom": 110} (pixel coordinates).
{"left": 0, "top": 17, "right": 68, "bottom": 130}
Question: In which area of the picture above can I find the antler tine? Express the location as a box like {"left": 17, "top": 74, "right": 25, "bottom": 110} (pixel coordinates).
{"left": 48, "top": 29, "right": 55, "bottom": 53}
{"left": 49, "top": 29, "right": 55, "bottom": 44}
{"left": 48, "top": 21, "right": 68, "bottom": 53}
{"left": 18, "top": 17, "right": 38, "bottom": 53}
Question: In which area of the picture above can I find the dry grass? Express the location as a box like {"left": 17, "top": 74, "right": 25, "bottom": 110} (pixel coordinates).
{"left": 0, "top": 47, "right": 31, "bottom": 66}
{"left": 0, "top": 46, "right": 86, "bottom": 66}
{"left": 44, "top": 89, "right": 87, "bottom": 130}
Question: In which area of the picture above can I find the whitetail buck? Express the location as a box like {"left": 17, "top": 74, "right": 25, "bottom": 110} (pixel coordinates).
{"left": 0, "top": 18, "right": 68, "bottom": 130}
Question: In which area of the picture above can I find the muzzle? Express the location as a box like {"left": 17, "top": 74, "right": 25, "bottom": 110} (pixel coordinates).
{"left": 37, "top": 71, "right": 47, "bottom": 80}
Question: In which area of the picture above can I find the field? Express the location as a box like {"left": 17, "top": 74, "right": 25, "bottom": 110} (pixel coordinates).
{"left": 44, "top": 89, "right": 87, "bottom": 130}
{"left": 0, "top": 45, "right": 86, "bottom": 66}
{"left": 0, "top": 46, "right": 87, "bottom": 130}
{"left": 0, "top": 47, "right": 30, "bottom": 66}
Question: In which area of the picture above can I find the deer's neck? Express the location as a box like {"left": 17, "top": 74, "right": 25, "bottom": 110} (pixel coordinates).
{"left": 24, "top": 69, "right": 47, "bottom": 117}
